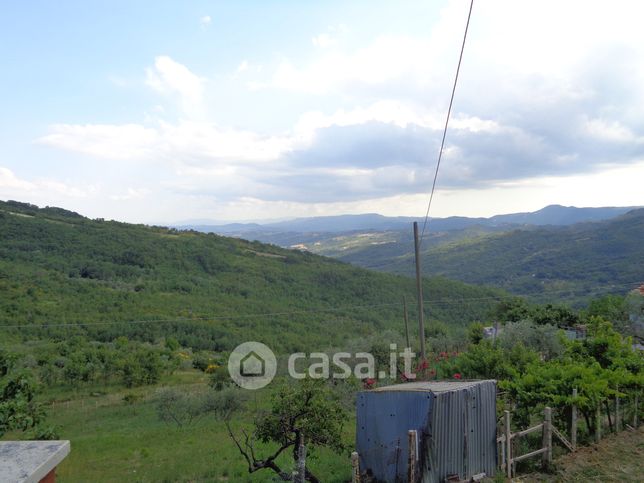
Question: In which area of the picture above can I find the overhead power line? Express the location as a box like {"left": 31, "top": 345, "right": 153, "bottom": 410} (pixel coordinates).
{"left": 419, "top": 0, "right": 474, "bottom": 246}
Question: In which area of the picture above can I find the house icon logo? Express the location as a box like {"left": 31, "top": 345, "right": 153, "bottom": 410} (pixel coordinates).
{"left": 240, "top": 350, "right": 265, "bottom": 377}
{"left": 228, "top": 341, "right": 277, "bottom": 390}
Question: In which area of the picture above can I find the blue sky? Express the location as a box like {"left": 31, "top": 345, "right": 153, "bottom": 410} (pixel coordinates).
{"left": 1, "top": 0, "right": 644, "bottom": 223}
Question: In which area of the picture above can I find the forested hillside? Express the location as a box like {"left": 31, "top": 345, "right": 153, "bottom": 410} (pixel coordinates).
{"left": 0, "top": 200, "right": 505, "bottom": 352}
{"left": 358, "top": 209, "right": 644, "bottom": 303}
{"left": 184, "top": 206, "right": 642, "bottom": 305}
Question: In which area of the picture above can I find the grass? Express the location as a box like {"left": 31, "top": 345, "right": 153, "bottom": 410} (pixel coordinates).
{"left": 35, "top": 371, "right": 355, "bottom": 482}
{"left": 518, "top": 425, "right": 644, "bottom": 482}
{"left": 6, "top": 367, "right": 641, "bottom": 482}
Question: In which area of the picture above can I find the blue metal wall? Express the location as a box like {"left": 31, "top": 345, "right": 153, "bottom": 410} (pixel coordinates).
{"left": 356, "top": 381, "right": 497, "bottom": 482}
{"left": 356, "top": 390, "right": 432, "bottom": 481}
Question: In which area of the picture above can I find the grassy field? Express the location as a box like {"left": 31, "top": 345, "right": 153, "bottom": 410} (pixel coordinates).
{"left": 28, "top": 371, "right": 354, "bottom": 482}
{"left": 520, "top": 426, "right": 644, "bottom": 482}
{"left": 6, "top": 367, "right": 642, "bottom": 482}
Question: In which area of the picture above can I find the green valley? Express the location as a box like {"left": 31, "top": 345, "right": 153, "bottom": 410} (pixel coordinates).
{"left": 309, "top": 209, "right": 644, "bottom": 305}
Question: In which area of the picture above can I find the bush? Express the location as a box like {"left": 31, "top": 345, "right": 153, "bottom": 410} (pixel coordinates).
{"left": 155, "top": 387, "right": 217, "bottom": 428}
{"left": 497, "top": 320, "right": 564, "bottom": 360}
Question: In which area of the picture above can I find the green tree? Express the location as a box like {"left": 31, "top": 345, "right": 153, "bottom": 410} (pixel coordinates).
{"left": 225, "top": 379, "right": 346, "bottom": 482}
{"left": 467, "top": 322, "right": 485, "bottom": 345}
{"left": 449, "top": 340, "right": 539, "bottom": 381}
{"left": 0, "top": 351, "right": 43, "bottom": 437}
{"left": 155, "top": 387, "right": 218, "bottom": 428}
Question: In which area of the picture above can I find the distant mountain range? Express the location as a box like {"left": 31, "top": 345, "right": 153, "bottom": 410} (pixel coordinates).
{"left": 178, "top": 205, "right": 638, "bottom": 237}
{"left": 178, "top": 205, "right": 643, "bottom": 304}
{"left": 366, "top": 208, "right": 644, "bottom": 302}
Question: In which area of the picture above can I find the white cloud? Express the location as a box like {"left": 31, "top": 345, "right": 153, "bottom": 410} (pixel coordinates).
{"left": 24, "top": 1, "right": 644, "bottom": 221}
{"left": 264, "top": 0, "right": 644, "bottom": 115}
{"left": 236, "top": 60, "right": 249, "bottom": 73}
{"left": 0, "top": 167, "right": 36, "bottom": 191}
{"left": 36, "top": 119, "right": 297, "bottom": 166}
{"left": 38, "top": 90, "right": 644, "bottom": 204}
{"left": 233, "top": 60, "right": 263, "bottom": 81}
{"left": 584, "top": 118, "right": 640, "bottom": 143}
{"left": 311, "top": 33, "right": 336, "bottom": 49}
{"left": 37, "top": 124, "right": 160, "bottom": 160}
{"left": 294, "top": 101, "right": 501, "bottom": 138}
{"left": 271, "top": 35, "right": 442, "bottom": 94}
{"left": 39, "top": 180, "right": 96, "bottom": 198}
{"left": 110, "top": 187, "right": 151, "bottom": 201}
{"left": 157, "top": 120, "right": 294, "bottom": 164}
{"left": 200, "top": 15, "right": 211, "bottom": 28}
{"left": 35, "top": 101, "right": 500, "bottom": 168}
{"left": 145, "top": 56, "right": 205, "bottom": 114}
{"left": 0, "top": 166, "right": 96, "bottom": 200}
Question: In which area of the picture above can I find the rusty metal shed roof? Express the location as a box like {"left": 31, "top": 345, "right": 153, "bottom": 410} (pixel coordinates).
{"left": 371, "top": 380, "right": 495, "bottom": 393}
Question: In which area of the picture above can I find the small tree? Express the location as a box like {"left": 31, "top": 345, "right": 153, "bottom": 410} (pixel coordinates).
{"left": 0, "top": 351, "right": 43, "bottom": 437}
{"left": 224, "top": 378, "right": 346, "bottom": 482}
{"left": 467, "top": 322, "right": 485, "bottom": 345}
{"left": 156, "top": 386, "right": 246, "bottom": 428}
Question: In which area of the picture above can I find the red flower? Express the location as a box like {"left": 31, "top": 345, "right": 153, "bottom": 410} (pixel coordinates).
{"left": 453, "top": 373, "right": 462, "bottom": 379}
{"left": 363, "top": 378, "right": 376, "bottom": 389}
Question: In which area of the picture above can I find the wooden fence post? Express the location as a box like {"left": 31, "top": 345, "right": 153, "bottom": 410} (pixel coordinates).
{"left": 351, "top": 452, "right": 360, "bottom": 483}
{"left": 504, "top": 410, "right": 512, "bottom": 478}
{"left": 615, "top": 385, "right": 621, "bottom": 432}
{"left": 542, "top": 407, "right": 552, "bottom": 467}
{"left": 498, "top": 435, "right": 504, "bottom": 472}
{"left": 408, "top": 430, "right": 417, "bottom": 483}
{"left": 634, "top": 393, "right": 639, "bottom": 429}
{"left": 571, "top": 388, "right": 578, "bottom": 450}
{"left": 595, "top": 404, "right": 602, "bottom": 443}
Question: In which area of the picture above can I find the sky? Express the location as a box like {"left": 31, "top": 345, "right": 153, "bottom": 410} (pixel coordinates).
{"left": 1, "top": 0, "right": 644, "bottom": 224}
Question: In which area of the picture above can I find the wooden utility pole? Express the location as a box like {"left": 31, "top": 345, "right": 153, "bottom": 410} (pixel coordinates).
{"left": 403, "top": 296, "right": 411, "bottom": 349}
{"left": 413, "top": 222, "right": 426, "bottom": 359}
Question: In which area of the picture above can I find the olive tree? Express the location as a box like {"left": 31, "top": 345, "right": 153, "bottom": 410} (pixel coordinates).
{"left": 223, "top": 378, "right": 346, "bottom": 482}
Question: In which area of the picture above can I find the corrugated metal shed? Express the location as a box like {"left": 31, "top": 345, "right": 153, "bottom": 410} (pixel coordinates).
{"left": 356, "top": 380, "right": 497, "bottom": 482}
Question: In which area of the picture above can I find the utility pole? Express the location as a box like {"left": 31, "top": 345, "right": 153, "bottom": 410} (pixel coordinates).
{"left": 413, "top": 222, "right": 426, "bottom": 359}
{"left": 403, "top": 296, "right": 411, "bottom": 349}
